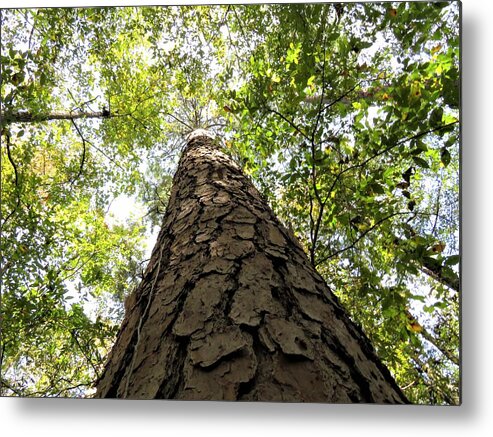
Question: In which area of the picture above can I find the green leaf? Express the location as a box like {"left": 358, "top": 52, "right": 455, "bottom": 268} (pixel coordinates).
{"left": 445, "top": 135, "right": 457, "bottom": 148}
{"left": 369, "top": 183, "right": 385, "bottom": 195}
{"left": 429, "top": 107, "right": 444, "bottom": 127}
{"left": 441, "top": 147, "right": 451, "bottom": 167}
{"left": 413, "top": 156, "right": 429, "bottom": 169}
{"left": 423, "top": 305, "right": 435, "bottom": 314}
{"left": 441, "top": 266, "right": 458, "bottom": 281}
{"left": 444, "top": 255, "right": 460, "bottom": 266}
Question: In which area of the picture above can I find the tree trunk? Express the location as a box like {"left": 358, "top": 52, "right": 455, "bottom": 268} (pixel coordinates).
{"left": 95, "top": 129, "right": 408, "bottom": 403}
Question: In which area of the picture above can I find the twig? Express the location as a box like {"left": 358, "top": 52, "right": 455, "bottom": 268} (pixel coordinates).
{"left": 164, "top": 112, "right": 193, "bottom": 131}
{"left": 401, "top": 380, "right": 416, "bottom": 391}
{"left": 27, "top": 11, "right": 40, "bottom": 50}
{"left": 318, "top": 211, "right": 412, "bottom": 263}
{"left": 69, "top": 119, "right": 86, "bottom": 185}
{"left": 416, "top": 320, "right": 459, "bottom": 366}
{"left": 0, "top": 377, "right": 23, "bottom": 396}
{"left": 323, "top": 121, "right": 460, "bottom": 207}
{"left": 311, "top": 18, "right": 329, "bottom": 144}
{"left": 321, "top": 80, "right": 362, "bottom": 113}
{"left": 70, "top": 330, "right": 101, "bottom": 380}
{"left": 265, "top": 107, "right": 311, "bottom": 143}
{"left": 431, "top": 177, "right": 442, "bottom": 236}
{"left": 1, "top": 133, "right": 22, "bottom": 229}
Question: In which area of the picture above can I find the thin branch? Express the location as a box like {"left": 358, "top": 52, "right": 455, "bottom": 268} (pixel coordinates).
{"left": 308, "top": 191, "right": 315, "bottom": 263}
{"left": 352, "top": 121, "right": 459, "bottom": 173}
{"left": 231, "top": 5, "right": 249, "bottom": 49}
{"left": 53, "top": 381, "right": 93, "bottom": 397}
{"left": 70, "top": 330, "right": 101, "bottom": 380}
{"left": 265, "top": 107, "right": 311, "bottom": 143}
{"left": 418, "top": 322, "right": 459, "bottom": 366}
{"left": 1, "top": 133, "right": 22, "bottom": 229}
{"left": 320, "top": 80, "right": 362, "bottom": 113}
{"left": 431, "top": 177, "right": 442, "bottom": 236}
{"left": 318, "top": 211, "right": 412, "bottom": 263}
{"left": 323, "top": 121, "right": 460, "bottom": 206}
{"left": 66, "top": 88, "right": 98, "bottom": 115}
{"left": 87, "top": 140, "right": 125, "bottom": 172}
{"left": 224, "top": 17, "right": 244, "bottom": 75}
{"left": 64, "top": 104, "right": 125, "bottom": 173}
{"left": 401, "top": 380, "right": 417, "bottom": 391}
{"left": 308, "top": 141, "right": 325, "bottom": 266}
{"left": 311, "top": 17, "right": 329, "bottom": 144}
{"left": 411, "top": 355, "right": 456, "bottom": 405}
{"left": 307, "top": 25, "right": 331, "bottom": 266}
{"left": 164, "top": 112, "right": 193, "bottom": 131}
{"left": 69, "top": 119, "right": 86, "bottom": 186}
{"left": 27, "top": 11, "right": 40, "bottom": 50}
{"left": 0, "top": 343, "right": 5, "bottom": 388}
{"left": 420, "top": 264, "right": 459, "bottom": 293}
{"left": 0, "top": 377, "right": 23, "bottom": 396}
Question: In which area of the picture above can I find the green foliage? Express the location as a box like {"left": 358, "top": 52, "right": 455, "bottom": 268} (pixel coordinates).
{"left": 0, "top": 3, "right": 459, "bottom": 403}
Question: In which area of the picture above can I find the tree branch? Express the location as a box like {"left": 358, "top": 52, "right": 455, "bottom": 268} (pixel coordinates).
{"left": 323, "top": 121, "right": 460, "bottom": 205}
{"left": 318, "top": 211, "right": 412, "bottom": 263}
{"left": 265, "top": 107, "right": 311, "bottom": 143}
{"left": 311, "top": 17, "right": 329, "bottom": 144}
{"left": 69, "top": 119, "right": 87, "bottom": 186}
{"left": 70, "top": 330, "right": 101, "bottom": 380}
{"left": 1, "top": 133, "right": 22, "bottom": 229}
{"left": 2, "top": 110, "right": 114, "bottom": 125}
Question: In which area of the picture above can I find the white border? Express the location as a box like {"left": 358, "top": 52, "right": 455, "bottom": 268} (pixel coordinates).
{"left": 1, "top": 0, "right": 491, "bottom": 436}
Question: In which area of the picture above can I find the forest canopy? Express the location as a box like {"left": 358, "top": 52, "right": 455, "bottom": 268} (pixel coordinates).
{"left": 0, "top": 2, "right": 460, "bottom": 404}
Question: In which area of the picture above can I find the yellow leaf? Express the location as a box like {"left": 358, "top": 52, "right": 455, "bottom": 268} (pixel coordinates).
{"left": 431, "top": 242, "right": 446, "bottom": 253}
{"left": 409, "top": 322, "right": 423, "bottom": 333}
{"left": 431, "top": 44, "right": 442, "bottom": 54}
{"left": 410, "top": 81, "right": 422, "bottom": 99}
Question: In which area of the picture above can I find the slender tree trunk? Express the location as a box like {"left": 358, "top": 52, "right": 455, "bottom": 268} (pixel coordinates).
{"left": 95, "top": 129, "right": 408, "bottom": 403}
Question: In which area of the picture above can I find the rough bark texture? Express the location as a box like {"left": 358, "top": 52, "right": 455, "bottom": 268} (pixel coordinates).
{"left": 95, "top": 129, "right": 408, "bottom": 403}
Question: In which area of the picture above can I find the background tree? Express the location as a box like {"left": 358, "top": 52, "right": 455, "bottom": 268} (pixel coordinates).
{"left": 0, "top": 2, "right": 459, "bottom": 403}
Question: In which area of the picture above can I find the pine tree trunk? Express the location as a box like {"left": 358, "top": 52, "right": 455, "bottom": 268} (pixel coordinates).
{"left": 95, "top": 129, "right": 408, "bottom": 403}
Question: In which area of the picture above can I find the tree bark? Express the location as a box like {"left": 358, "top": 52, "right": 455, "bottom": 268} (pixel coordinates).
{"left": 95, "top": 129, "right": 408, "bottom": 403}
